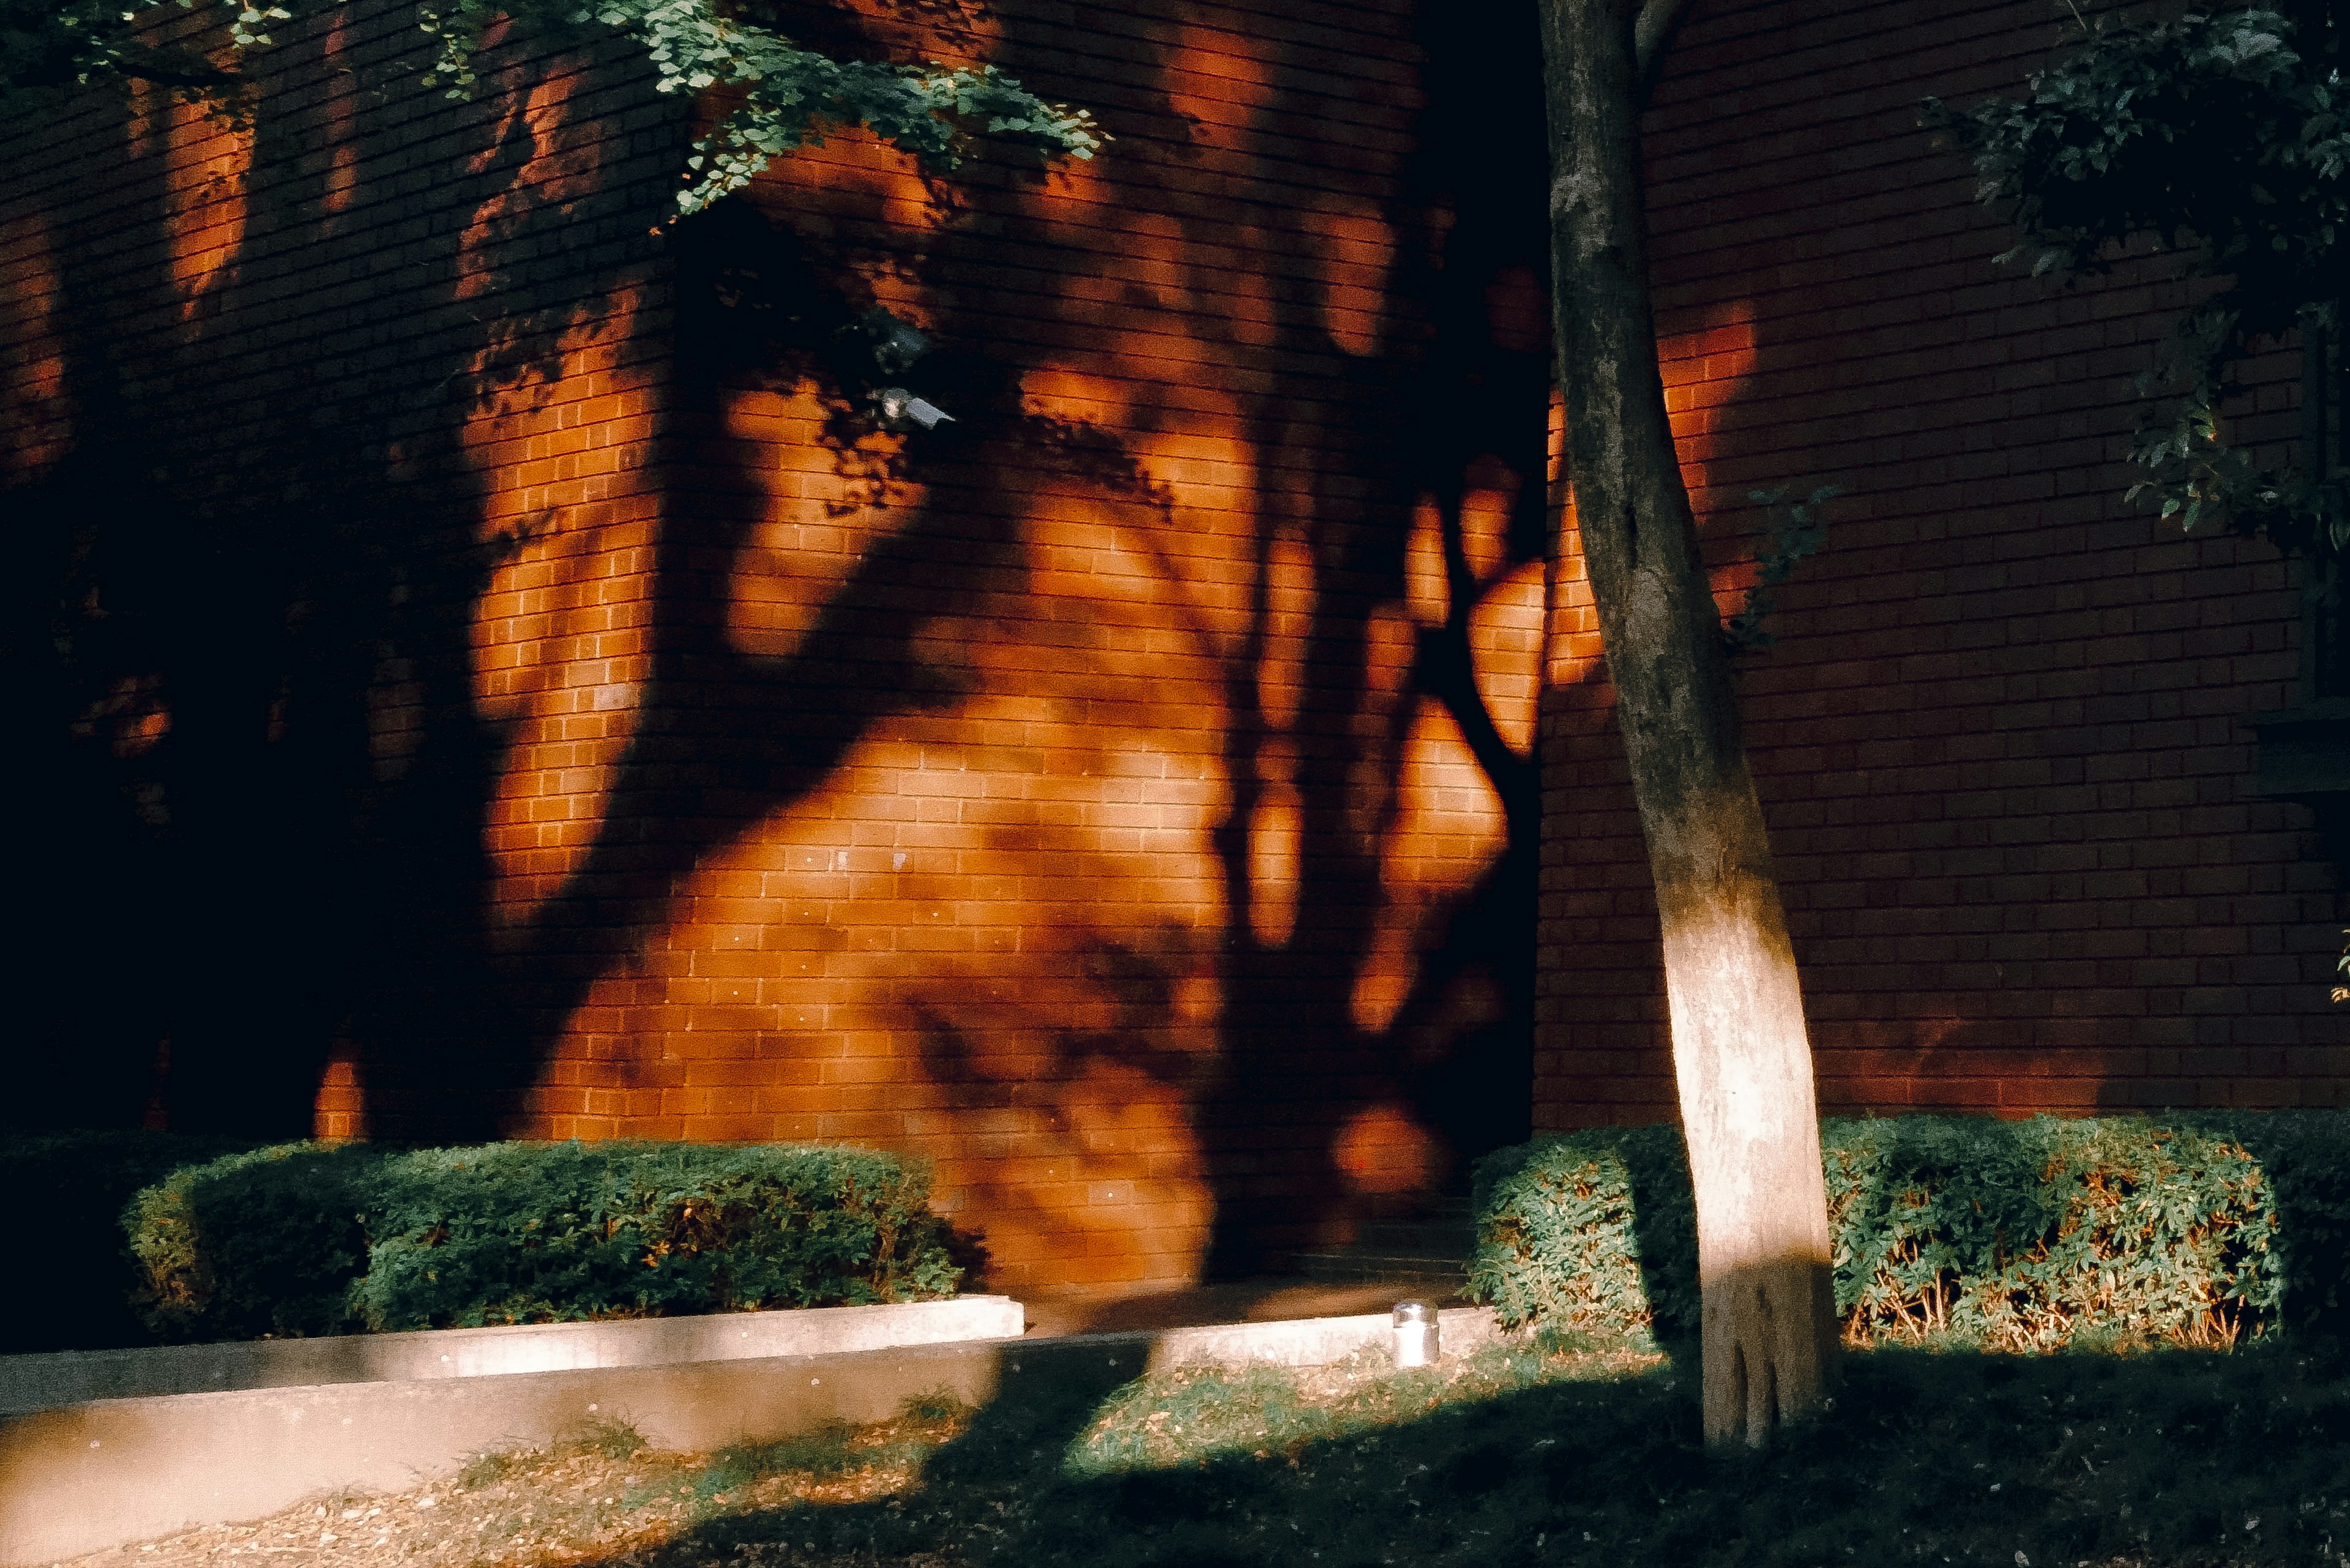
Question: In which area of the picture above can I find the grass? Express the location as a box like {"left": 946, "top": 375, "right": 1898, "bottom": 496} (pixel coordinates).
{"left": 1068, "top": 1340, "right": 1655, "bottom": 1476}
{"left": 95, "top": 1338, "right": 2350, "bottom": 1568}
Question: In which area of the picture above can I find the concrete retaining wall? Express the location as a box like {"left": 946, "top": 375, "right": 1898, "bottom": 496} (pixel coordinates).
{"left": 0, "top": 1296, "right": 1024, "bottom": 1416}
{"left": 1144, "top": 1305, "right": 1507, "bottom": 1372}
{"left": 0, "top": 1307, "right": 1505, "bottom": 1564}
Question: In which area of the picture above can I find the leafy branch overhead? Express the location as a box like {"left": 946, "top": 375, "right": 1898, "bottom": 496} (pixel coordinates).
{"left": 1723, "top": 484, "right": 1837, "bottom": 652}
{"left": 1924, "top": 6, "right": 2346, "bottom": 556}
{"left": 0, "top": 0, "right": 1102, "bottom": 212}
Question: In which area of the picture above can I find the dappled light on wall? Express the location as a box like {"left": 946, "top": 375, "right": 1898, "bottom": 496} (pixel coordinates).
{"left": 6, "top": 0, "right": 1562, "bottom": 1282}
{"left": 492, "top": 49, "right": 1556, "bottom": 1280}
{"left": 1334, "top": 1102, "right": 1438, "bottom": 1197}
{"left": 723, "top": 386, "right": 923, "bottom": 661}
{"left": 154, "top": 91, "right": 252, "bottom": 313}
{"left": 470, "top": 506, "right": 652, "bottom": 931}
{"left": 1473, "top": 561, "right": 1544, "bottom": 755}
{"left": 0, "top": 212, "right": 67, "bottom": 465}
{"left": 1307, "top": 200, "right": 1398, "bottom": 359}
{"left": 444, "top": 57, "right": 671, "bottom": 929}
{"left": 459, "top": 250, "right": 660, "bottom": 930}
{"left": 1657, "top": 301, "right": 1759, "bottom": 503}
{"left": 531, "top": 692, "right": 1231, "bottom": 1286}
{"left": 1247, "top": 774, "right": 1303, "bottom": 950}
{"left": 316, "top": 15, "right": 364, "bottom": 218}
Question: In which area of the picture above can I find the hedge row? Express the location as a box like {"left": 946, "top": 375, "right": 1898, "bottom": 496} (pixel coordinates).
{"left": 0, "top": 1133, "right": 962, "bottom": 1350}
{"left": 125, "top": 1139, "right": 964, "bottom": 1342}
{"left": 1468, "top": 1114, "right": 2350, "bottom": 1351}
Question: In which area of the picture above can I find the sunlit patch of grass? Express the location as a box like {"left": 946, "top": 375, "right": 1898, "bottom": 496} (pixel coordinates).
{"left": 665, "top": 1394, "right": 977, "bottom": 1525}
{"left": 1069, "top": 1338, "right": 1658, "bottom": 1476}
{"left": 568, "top": 1414, "right": 650, "bottom": 1463}
{"left": 455, "top": 1448, "right": 525, "bottom": 1491}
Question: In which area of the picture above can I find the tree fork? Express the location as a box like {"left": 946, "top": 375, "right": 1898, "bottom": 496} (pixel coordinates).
{"left": 1535, "top": 0, "right": 1838, "bottom": 1446}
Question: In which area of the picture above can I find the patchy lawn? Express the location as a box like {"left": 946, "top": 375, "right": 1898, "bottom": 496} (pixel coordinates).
{"left": 79, "top": 1338, "right": 2350, "bottom": 1568}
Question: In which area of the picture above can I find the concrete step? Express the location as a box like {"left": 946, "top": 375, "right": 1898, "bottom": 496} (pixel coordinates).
{"left": 1353, "top": 1219, "right": 1476, "bottom": 1253}
{"left": 1286, "top": 1195, "right": 1479, "bottom": 1288}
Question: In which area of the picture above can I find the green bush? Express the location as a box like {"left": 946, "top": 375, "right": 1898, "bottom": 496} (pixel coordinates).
{"left": 1468, "top": 1114, "right": 2346, "bottom": 1351}
{"left": 127, "top": 1140, "right": 963, "bottom": 1343}
{"left": 127, "top": 1143, "right": 391, "bottom": 1341}
{"left": 2201, "top": 1111, "right": 2350, "bottom": 1332}
{"left": 1465, "top": 1123, "right": 1699, "bottom": 1343}
{"left": 349, "top": 1141, "right": 961, "bottom": 1331}
{"left": 1829, "top": 1116, "right": 2278, "bottom": 1349}
{"left": 0, "top": 1130, "right": 261, "bottom": 1353}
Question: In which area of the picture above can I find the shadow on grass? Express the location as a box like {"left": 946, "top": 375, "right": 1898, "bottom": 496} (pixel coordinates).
{"left": 597, "top": 1340, "right": 2350, "bottom": 1568}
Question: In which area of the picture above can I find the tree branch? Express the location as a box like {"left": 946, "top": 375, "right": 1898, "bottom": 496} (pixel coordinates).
{"left": 1632, "top": 0, "right": 1696, "bottom": 105}
{"left": 118, "top": 59, "right": 243, "bottom": 89}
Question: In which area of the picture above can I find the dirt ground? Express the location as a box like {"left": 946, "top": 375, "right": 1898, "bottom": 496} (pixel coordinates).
{"left": 61, "top": 1407, "right": 971, "bottom": 1568}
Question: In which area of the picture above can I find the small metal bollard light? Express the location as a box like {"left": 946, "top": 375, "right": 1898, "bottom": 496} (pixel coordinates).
{"left": 1392, "top": 1299, "right": 1438, "bottom": 1367}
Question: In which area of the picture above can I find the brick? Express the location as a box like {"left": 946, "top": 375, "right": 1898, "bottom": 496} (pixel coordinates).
{"left": 1535, "top": 0, "right": 2337, "bottom": 1137}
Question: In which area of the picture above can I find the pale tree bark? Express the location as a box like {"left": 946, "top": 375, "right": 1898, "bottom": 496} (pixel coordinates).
{"left": 1535, "top": 0, "right": 1839, "bottom": 1446}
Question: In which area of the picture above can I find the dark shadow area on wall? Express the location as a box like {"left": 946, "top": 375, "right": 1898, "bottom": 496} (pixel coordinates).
{"left": 14, "top": 447, "right": 196, "bottom": 1131}
{"left": 4, "top": 83, "right": 389, "bottom": 1135}
{"left": 1389, "top": 0, "right": 1556, "bottom": 1171}
{"left": 6, "top": 17, "right": 677, "bottom": 1135}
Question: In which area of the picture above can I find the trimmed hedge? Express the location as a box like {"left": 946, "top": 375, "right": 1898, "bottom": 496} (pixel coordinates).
{"left": 127, "top": 1143, "right": 389, "bottom": 1341}
{"left": 1467, "top": 1122, "right": 1700, "bottom": 1343}
{"left": 1469, "top": 1114, "right": 2350, "bottom": 1351}
{"left": 0, "top": 1130, "right": 262, "bottom": 1353}
{"left": 127, "top": 1140, "right": 963, "bottom": 1343}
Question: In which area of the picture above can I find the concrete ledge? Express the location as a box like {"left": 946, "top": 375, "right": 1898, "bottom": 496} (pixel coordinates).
{"left": 1143, "top": 1305, "right": 1505, "bottom": 1370}
{"left": 0, "top": 1296, "right": 1023, "bottom": 1416}
{"left": 0, "top": 1306, "right": 1507, "bottom": 1565}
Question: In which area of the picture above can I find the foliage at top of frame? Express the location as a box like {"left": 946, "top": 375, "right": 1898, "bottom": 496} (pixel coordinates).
{"left": 0, "top": 0, "right": 1100, "bottom": 213}
{"left": 1923, "top": 5, "right": 2346, "bottom": 557}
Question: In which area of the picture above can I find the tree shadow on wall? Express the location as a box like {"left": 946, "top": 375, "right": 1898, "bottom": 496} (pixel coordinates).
{"left": 14, "top": 445, "right": 211, "bottom": 1130}
{"left": 356, "top": 201, "right": 1128, "bottom": 1130}
{"left": 14, "top": 0, "right": 1567, "bottom": 1282}
{"left": 395, "top": 175, "right": 1556, "bottom": 1268}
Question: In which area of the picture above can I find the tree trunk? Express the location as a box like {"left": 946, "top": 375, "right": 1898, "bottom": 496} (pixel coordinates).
{"left": 1534, "top": 0, "right": 1838, "bottom": 1447}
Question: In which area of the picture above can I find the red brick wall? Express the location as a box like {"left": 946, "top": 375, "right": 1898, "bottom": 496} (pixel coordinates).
{"left": 473, "top": 0, "right": 1554, "bottom": 1291}
{"left": 18, "top": 0, "right": 2310, "bottom": 1293}
{"left": 1535, "top": 0, "right": 2344, "bottom": 1127}
{"left": 7, "top": 0, "right": 1553, "bottom": 1292}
